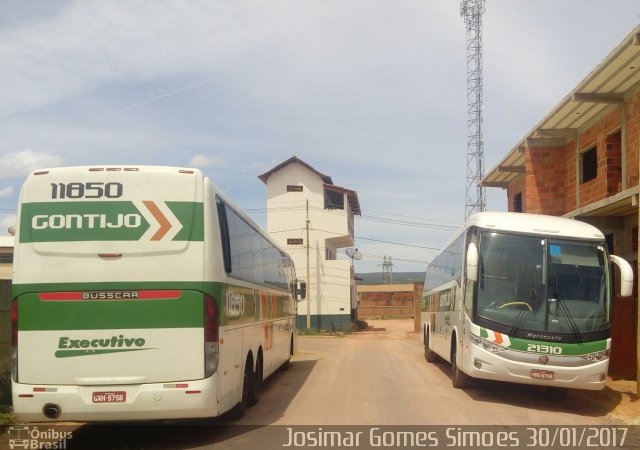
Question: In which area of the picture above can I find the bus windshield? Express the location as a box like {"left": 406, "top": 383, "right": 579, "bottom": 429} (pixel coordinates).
{"left": 476, "top": 231, "right": 610, "bottom": 336}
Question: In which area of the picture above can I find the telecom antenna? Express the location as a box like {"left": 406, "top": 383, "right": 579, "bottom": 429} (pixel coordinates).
{"left": 461, "top": 0, "right": 486, "bottom": 219}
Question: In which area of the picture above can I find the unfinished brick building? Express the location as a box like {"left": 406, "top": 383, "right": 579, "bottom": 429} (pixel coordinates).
{"left": 482, "top": 25, "right": 640, "bottom": 379}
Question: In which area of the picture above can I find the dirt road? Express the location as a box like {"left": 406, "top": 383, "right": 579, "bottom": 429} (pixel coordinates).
{"left": 30, "top": 319, "right": 639, "bottom": 449}
{"left": 240, "top": 319, "right": 627, "bottom": 426}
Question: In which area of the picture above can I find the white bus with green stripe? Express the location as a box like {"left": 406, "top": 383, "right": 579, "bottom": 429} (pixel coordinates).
{"left": 422, "top": 212, "right": 633, "bottom": 392}
{"left": 12, "top": 166, "right": 305, "bottom": 422}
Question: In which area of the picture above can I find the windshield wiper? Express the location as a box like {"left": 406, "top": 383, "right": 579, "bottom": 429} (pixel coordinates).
{"left": 553, "top": 276, "right": 583, "bottom": 344}
{"left": 509, "top": 279, "right": 536, "bottom": 336}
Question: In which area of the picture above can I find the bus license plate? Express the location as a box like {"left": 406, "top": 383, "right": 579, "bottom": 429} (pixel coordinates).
{"left": 530, "top": 369, "right": 554, "bottom": 380}
{"left": 92, "top": 391, "right": 126, "bottom": 403}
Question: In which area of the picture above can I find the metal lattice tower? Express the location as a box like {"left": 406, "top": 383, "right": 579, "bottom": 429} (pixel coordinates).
{"left": 461, "top": 0, "right": 486, "bottom": 219}
{"left": 380, "top": 256, "right": 394, "bottom": 285}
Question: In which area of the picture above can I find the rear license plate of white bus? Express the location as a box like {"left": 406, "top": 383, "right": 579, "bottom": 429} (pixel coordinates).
{"left": 530, "top": 369, "right": 554, "bottom": 380}
{"left": 92, "top": 391, "right": 126, "bottom": 403}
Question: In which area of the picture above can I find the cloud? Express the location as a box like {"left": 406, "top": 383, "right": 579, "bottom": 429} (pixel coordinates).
{"left": 0, "top": 150, "right": 64, "bottom": 179}
{"left": 0, "top": 214, "right": 16, "bottom": 236}
{"left": 188, "top": 154, "right": 228, "bottom": 169}
{"left": 0, "top": 187, "right": 13, "bottom": 199}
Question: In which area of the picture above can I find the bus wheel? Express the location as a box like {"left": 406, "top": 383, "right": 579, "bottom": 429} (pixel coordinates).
{"left": 424, "top": 330, "right": 437, "bottom": 363}
{"left": 227, "top": 358, "right": 253, "bottom": 420}
{"left": 451, "top": 343, "right": 470, "bottom": 389}
{"left": 249, "top": 355, "right": 262, "bottom": 407}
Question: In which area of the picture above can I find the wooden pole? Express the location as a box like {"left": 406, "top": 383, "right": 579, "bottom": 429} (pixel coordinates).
{"left": 306, "top": 200, "right": 311, "bottom": 331}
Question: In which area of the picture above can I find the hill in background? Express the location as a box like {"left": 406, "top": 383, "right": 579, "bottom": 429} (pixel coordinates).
{"left": 356, "top": 272, "right": 425, "bottom": 285}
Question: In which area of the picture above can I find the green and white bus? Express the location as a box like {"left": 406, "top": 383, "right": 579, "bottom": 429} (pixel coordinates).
{"left": 422, "top": 212, "right": 633, "bottom": 391}
{"left": 12, "top": 166, "right": 305, "bottom": 422}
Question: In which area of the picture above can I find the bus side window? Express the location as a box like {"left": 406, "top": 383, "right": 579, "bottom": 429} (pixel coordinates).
{"left": 216, "top": 197, "right": 232, "bottom": 273}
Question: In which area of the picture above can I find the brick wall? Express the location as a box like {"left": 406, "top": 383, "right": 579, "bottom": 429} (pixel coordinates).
{"left": 524, "top": 145, "right": 567, "bottom": 216}
{"left": 565, "top": 141, "right": 577, "bottom": 211}
{"left": 506, "top": 175, "right": 525, "bottom": 212}
{"left": 358, "top": 290, "right": 414, "bottom": 318}
{"left": 627, "top": 91, "right": 640, "bottom": 188}
{"left": 578, "top": 109, "right": 623, "bottom": 207}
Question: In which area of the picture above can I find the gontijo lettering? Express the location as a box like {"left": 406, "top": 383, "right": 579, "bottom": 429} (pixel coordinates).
{"left": 32, "top": 213, "right": 142, "bottom": 230}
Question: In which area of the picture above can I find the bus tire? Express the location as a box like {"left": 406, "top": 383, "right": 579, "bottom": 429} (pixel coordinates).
{"left": 227, "top": 358, "right": 253, "bottom": 420}
{"left": 249, "top": 354, "right": 262, "bottom": 406}
{"left": 424, "top": 329, "right": 437, "bottom": 363}
{"left": 451, "top": 342, "right": 470, "bottom": 389}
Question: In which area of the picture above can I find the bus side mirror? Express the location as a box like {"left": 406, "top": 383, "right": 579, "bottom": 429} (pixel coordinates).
{"left": 467, "top": 242, "right": 479, "bottom": 282}
{"left": 610, "top": 255, "right": 634, "bottom": 297}
{"left": 298, "top": 281, "right": 307, "bottom": 300}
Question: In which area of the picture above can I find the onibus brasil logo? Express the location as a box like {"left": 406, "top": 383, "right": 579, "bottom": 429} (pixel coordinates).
{"left": 8, "top": 426, "right": 73, "bottom": 449}
{"left": 55, "top": 334, "right": 151, "bottom": 358}
{"left": 19, "top": 200, "right": 204, "bottom": 243}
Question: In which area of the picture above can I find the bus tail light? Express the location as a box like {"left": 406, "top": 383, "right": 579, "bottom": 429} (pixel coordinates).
{"left": 11, "top": 299, "right": 18, "bottom": 381}
{"left": 204, "top": 295, "right": 219, "bottom": 377}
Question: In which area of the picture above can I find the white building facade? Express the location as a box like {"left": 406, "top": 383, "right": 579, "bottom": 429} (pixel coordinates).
{"left": 259, "top": 157, "right": 360, "bottom": 331}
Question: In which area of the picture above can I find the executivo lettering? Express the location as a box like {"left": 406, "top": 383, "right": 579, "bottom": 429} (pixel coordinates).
{"left": 55, "top": 334, "right": 152, "bottom": 358}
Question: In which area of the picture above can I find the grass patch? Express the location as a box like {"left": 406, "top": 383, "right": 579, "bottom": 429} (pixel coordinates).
{"left": 297, "top": 328, "right": 347, "bottom": 337}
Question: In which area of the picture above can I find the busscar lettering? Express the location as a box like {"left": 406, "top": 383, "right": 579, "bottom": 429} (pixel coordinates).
{"left": 82, "top": 292, "right": 140, "bottom": 300}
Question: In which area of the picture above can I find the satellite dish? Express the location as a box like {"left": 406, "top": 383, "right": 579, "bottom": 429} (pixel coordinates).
{"left": 345, "top": 248, "right": 363, "bottom": 260}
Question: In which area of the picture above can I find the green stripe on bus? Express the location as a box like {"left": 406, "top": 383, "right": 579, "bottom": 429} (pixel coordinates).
{"left": 508, "top": 337, "right": 607, "bottom": 355}
{"left": 19, "top": 201, "right": 204, "bottom": 243}
{"left": 55, "top": 348, "right": 153, "bottom": 358}
{"left": 168, "top": 202, "right": 204, "bottom": 241}
{"left": 18, "top": 291, "right": 204, "bottom": 331}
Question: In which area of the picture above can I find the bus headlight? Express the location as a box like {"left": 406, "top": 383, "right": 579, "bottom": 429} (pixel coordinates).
{"left": 580, "top": 349, "right": 610, "bottom": 362}
{"left": 470, "top": 334, "right": 507, "bottom": 353}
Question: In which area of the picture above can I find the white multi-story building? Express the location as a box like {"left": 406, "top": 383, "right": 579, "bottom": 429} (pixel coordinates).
{"left": 258, "top": 156, "right": 360, "bottom": 331}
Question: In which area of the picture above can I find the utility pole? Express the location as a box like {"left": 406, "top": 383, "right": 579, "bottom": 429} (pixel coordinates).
{"left": 461, "top": 0, "right": 487, "bottom": 219}
{"left": 306, "top": 199, "right": 311, "bottom": 331}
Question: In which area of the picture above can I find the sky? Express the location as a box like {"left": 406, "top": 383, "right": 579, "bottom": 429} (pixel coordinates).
{"left": 0, "top": 0, "right": 639, "bottom": 273}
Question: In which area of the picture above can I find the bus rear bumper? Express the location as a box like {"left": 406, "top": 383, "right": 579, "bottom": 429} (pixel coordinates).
{"left": 12, "top": 374, "right": 220, "bottom": 422}
{"left": 464, "top": 344, "right": 608, "bottom": 390}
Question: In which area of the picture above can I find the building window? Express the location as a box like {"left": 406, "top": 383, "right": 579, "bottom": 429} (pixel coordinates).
{"left": 287, "top": 185, "right": 303, "bottom": 192}
{"left": 287, "top": 238, "right": 303, "bottom": 245}
{"left": 324, "top": 190, "right": 344, "bottom": 210}
{"left": 581, "top": 146, "right": 597, "bottom": 183}
{"left": 513, "top": 193, "right": 522, "bottom": 212}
